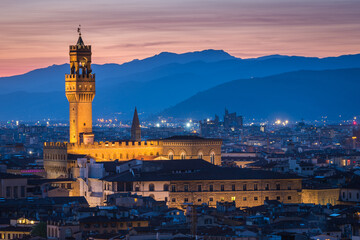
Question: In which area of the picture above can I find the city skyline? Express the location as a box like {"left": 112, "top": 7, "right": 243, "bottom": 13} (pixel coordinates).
{"left": 0, "top": 0, "right": 360, "bottom": 77}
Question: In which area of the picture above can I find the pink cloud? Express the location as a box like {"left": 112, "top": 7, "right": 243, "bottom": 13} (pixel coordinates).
{"left": 0, "top": 0, "right": 359, "bottom": 77}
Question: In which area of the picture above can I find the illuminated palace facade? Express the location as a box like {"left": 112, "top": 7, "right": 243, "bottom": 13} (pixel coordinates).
{"left": 43, "top": 34, "right": 222, "bottom": 179}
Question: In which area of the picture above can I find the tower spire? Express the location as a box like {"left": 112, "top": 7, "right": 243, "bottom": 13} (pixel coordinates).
{"left": 131, "top": 107, "right": 141, "bottom": 141}
{"left": 76, "top": 25, "right": 85, "bottom": 46}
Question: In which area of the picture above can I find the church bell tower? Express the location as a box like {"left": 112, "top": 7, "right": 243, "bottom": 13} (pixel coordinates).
{"left": 65, "top": 27, "right": 95, "bottom": 144}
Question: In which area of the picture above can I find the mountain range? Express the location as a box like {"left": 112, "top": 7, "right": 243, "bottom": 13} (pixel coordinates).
{"left": 0, "top": 50, "right": 359, "bottom": 121}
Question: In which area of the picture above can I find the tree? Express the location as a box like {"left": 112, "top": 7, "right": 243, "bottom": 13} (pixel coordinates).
{"left": 31, "top": 222, "right": 47, "bottom": 238}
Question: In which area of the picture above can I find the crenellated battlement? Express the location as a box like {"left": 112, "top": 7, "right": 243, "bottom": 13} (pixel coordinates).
{"left": 43, "top": 142, "right": 68, "bottom": 149}
{"left": 65, "top": 74, "right": 95, "bottom": 81}
{"left": 67, "top": 140, "right": 161, "bottom": 150}
{"left": 70, "top": 45, "right": 91, "bottom": 51}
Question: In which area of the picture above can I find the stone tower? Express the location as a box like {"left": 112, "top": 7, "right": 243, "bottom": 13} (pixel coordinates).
{"left": 65, "top": 30, "right": 95, "bottom": 144}
{"left": 131, "top": 107, "right": 141, "bottom": 141}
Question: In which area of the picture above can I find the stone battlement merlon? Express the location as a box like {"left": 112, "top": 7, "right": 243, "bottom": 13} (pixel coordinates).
{"left": 69, "top": 45, "right": 91, "bottom": 51}
{"left": 43, "top": 142, "right": 68, "bottom": 149}
{"left": 65, "top": 74, "right": 95, "bottom": 80}
{"left": 66, "top": 140, "right": 161, "bottom": 149}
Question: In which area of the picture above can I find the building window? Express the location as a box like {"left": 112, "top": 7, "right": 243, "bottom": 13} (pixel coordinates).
{"left": 349, "top": 192, "right": 352, "bottom": 199}
{"left": 221, "top": 185, "right": 225, "bottom": 191}
{"left": 198, "top": 152, "right": 203, "bottom": 159}
{"left": 243, "top": 184, "right": 247, "bottom": 191}
{"left": 168, "top": 152, "right": 174, "bottom": 160}
{"left": 254, "top": 197, "right": 258, "bottom": 201}
{"left": 184, "top": 185, "right": 189, "bottom": 192}
{"left": 135, "top": 186, "right": 140, "bottom": 192}
{"left": 232, "top": 184, "right": 235, "bottom": 191}
{"left": 163, "top": 184, "right": 169, "bottom": 191}
{"left": 180, "top": 152, "right": 186, "bottom": 159}
{"left": 171, "top": 185, "right": 176, "bottom": 192}
{"left": 254, "top": 184, "right": 258, "bottom": 191}
{"left": 198, "top": 185, "right": 202, "bottom": 192}
{"left": 198, "top": 198, "right": 202, "bottom": 202}
{"left": 243, "top": 197, "right": 247, "bottom": 201}
{"left": 149, "top": 184, "right": 155, "bottom": 191}
{"left": 184, "top": 198, "right": 188, "bottom": 203}
{"left": 343, "top": 192, "right": 345, "bottom": 199}
{"left": 209, "top": 197, "right": 213, "bottom": 202}
{"left": 357, "top": 193, "right": 359, "bottom": 199}
{"left": 231, "top": 196, "right": 236, "bottom": 201}
{"left": 220, "top": 197, "right": 224, "bottom": 201}
{"left": 209, "top": 185, "right": 213, "bottom": 192}
{"left": 21, "top": 186, "right": 25, "bottom": 198}
{"left": 288, "top": 196, "right": 292, "bottom": 200}
{"left": 276, "top": 184, "right": 280, "bottom": 190}
{"left": 6, "top": 187, "right": 11, "bottom": 198}
{"left": 276, "top": 196, "right": 280, "bottom": 200}
{"left": 265, "top": 184, "right": 269, "bottom": 190}
{"left": 13, "top": 186, "right": 18, "bottom": 198}
{"left": 210, "top": 152, "right": 215, "bottom": 164}
{"left": 265, "top": 196, "right": 269, "bottom": 200}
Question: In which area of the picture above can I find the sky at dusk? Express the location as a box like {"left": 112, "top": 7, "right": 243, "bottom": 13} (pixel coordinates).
{"left": 0, "top": 0, "right": 359, "bottom": 77}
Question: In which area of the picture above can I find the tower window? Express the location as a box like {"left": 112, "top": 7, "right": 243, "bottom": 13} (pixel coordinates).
{"left": 84, "top": 123, "right": 86, "bottom": 126}
{"left": 210, "top": 152, "right": 215, "bottom": 164}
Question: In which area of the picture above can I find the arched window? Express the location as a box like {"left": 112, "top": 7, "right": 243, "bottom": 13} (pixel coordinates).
{"left": 198, "top": 151, "right": 203, "bottom": 159}
{"left": 163, "top": 184, "right": 169, "bottom": 191}
{"left": 180, "top": 152, "right": 186, "bottom": 160}
{"left": 210, "top": 152, "right": 215, "bottom": 164}
{"left": 149, "top": 184, "right": 155, "bottom": 191}
{"left": 168, "top": 152, "right": 174, "bottom": 160}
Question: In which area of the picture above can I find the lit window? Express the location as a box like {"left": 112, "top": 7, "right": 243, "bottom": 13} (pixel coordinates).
{"left": 231, "top": 196, "right": 236, "bottom": 201}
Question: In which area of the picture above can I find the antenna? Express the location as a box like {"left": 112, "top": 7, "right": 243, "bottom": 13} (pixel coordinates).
{"left": 77, "top": 24, "right": 81, "bottom": 36}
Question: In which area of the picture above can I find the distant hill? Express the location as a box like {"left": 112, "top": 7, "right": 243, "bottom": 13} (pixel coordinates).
{"left": 0, "top": 49, "right": 235, "bottom": 94}
{"left": 0, "top": 50, "right": 360, "bottom": 120}
{"left": 162, "top": 68, "right": 360, "bottom": 120}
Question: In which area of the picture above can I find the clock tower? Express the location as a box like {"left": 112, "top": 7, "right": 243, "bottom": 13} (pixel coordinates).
{"left": 65, "top": 28, "right": 95, "bottom": 144}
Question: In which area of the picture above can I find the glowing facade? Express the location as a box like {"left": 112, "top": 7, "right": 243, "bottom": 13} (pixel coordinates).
{"left": 43, "top": 33, "right": 222, "bottom": 179}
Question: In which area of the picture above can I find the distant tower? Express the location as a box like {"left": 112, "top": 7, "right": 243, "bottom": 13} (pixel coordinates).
{"left": 65, "top": 27, "right": 95, "bottom": 144}
{"left": 131, "top": 107, "right": 141, "bottom": 141}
